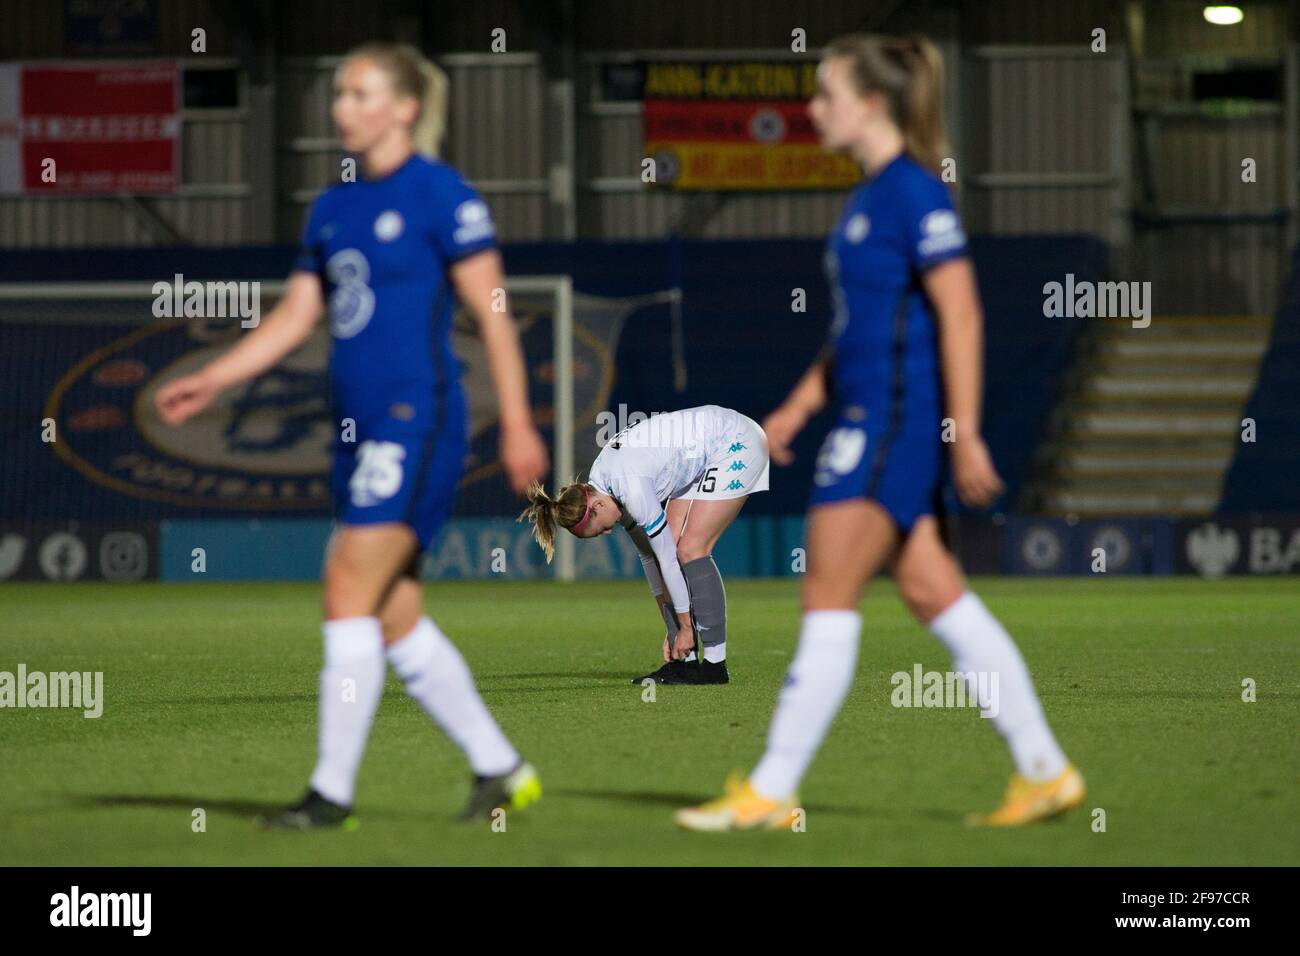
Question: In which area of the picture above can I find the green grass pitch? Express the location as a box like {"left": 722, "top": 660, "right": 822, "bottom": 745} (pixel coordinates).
{"left": 1, "top": 577, "right": 1296, "bottom": 866}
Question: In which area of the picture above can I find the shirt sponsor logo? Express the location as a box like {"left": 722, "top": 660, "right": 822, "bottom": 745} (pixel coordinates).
{"left": 326, "top": 248, "right": 375, "bottom": 339}
{"left": 917, "top": 208, "right": 965, "bottom": 258}
{"left": 452, "top": 199, "right": 495, "bottom": 246}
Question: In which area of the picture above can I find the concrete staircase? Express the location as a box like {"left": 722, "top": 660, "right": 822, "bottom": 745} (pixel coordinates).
{"left": 1026, "top": 315, "right": 1272, "bottom": 516}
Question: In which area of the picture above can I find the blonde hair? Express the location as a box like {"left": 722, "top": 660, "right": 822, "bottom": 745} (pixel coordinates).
{"left": 517, "top": 478, "right": 592, "bottom": 563}
{"left": 825, "top": 33, "right": 949, "bottom": 176}
{"left": 342, "top": 41, "right": 448, "bottom": 158}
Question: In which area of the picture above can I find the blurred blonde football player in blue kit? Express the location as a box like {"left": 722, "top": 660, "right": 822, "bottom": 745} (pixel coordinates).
{"left": 520, "top": 405, "right": 770, "bottom": 684}
{"left": 156, "top": 43, "right": 549, "bottom": 828}
{"left": 676, "top": 35, "right": 1085, "bottom": 831}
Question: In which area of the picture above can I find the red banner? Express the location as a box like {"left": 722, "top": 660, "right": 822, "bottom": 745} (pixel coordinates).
{"left": 645, "top": 100, "right": 822, "bottom": 144}
{"left": 0, "top": 61, "right": 179, "bottom": 194}
{"left": 641, "top": 62, "right": 859, "bottom": 190}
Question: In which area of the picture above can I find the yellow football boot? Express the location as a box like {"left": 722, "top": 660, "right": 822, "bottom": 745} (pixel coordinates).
{"left": 674, "top": 774, "right": 800, "bottom": 832}
{"left": 966, "top": 763, "right": 1086, "bottom": 827}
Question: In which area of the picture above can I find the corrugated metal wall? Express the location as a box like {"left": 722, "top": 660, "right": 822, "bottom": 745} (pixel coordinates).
{"left": 277, "top": 58, "right": 345, "bottom": 242}
{"left": 1149, "top": 115, "right": 1284, "bottom": 209}
{"left": 442, "top": 55, "right": 550, "bottom": 241}
{"left": 276, "top": 54, "right": 552, "bottom": 244}
{"left": 962, "top": 49, "right": 1126, "bottom": 239}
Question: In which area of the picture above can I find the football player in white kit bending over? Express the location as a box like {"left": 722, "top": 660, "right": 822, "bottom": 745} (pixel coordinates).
{"left": 520, "top": 405, "right": 770, "bottom": 684}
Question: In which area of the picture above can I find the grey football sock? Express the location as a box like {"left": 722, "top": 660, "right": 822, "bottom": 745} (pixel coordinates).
{"left": 682, "top": 555, "right": 726, "bottom": 657}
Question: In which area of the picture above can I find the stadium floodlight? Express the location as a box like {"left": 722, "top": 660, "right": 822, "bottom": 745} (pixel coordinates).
{"left": 1203, "top": 5, "right": 1244, "bottom": 25}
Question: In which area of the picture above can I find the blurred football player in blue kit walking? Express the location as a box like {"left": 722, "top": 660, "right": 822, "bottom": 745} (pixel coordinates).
{"left": 677, "top": 34, "right": 1085, "bottom": 831}
{"left": 156, "top": 43, "right": 549, "bottom": 828}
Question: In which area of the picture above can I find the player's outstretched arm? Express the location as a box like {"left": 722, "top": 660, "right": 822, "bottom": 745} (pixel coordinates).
{"left": 451, "top": 249, "right": 549, "bottom": 493}
{"left": 924, "top": 257, "right": 1004, "bottom": 508}
{"left": 154, "top": 271, "right": 325, "bottom": 426}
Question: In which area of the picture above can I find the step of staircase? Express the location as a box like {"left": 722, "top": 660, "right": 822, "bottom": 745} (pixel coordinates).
{"left": 1127, "top": 315, "right": 1272, "bottom": 334}
{"left": 1025, "top": 313, "right": 1270, "bottom": 517}
{"left": 1040, "top": 490, "right": 1222, "bottom": 515}
{"left": 1078, "top": 376, "right": 1255, "bottom": 401}
{"left": 1063, "top": 411, "right": 1243, "bottom": 437}
{"left": 1044, "top": 447, "right": 1234, "bottom": 479}
{"left": 1094, "top": 339, "right": 1268, "bottom": 359}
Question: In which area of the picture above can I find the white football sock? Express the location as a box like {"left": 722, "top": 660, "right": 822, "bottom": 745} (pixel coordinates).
{"left": 387, "top": 617, "right": 518, "bottom": 777}
{"left": 750, "top": 610, "right": 861, "bottom": 800}
{"left": 309, "top": 616, "right": 386, "bottom": 806}
{"left": 703, "top": 641, "right": 726, "bottom": 663}
{"left": 684, "top": 650, "right": 697, "bottom": 662}
{"left": 927, "top": 592, "right": 1069, "bottom": 782}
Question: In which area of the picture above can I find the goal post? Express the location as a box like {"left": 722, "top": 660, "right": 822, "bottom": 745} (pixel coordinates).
{"left": 502, "top": 275, "right": 575, "bottom": 581}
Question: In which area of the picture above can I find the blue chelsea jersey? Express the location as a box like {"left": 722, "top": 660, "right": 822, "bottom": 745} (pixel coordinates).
{"left": 824, "top": 152, "right": 967, "bottom": 415}
{"left": 292, "top": 153, "right": 497, "bottom": 431}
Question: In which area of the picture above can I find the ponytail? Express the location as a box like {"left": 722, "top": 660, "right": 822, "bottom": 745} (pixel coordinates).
{"left": 517, "top": 478, "right": 590, "bottom": 563}
{"left": 897, "top": 36, "right": 946, "bottom": 176}
{"left": 341, "top": 42, "right": 449, "bottom": 159}
{"left": 413, "top": 57, "right": 448, "bottom": 158}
